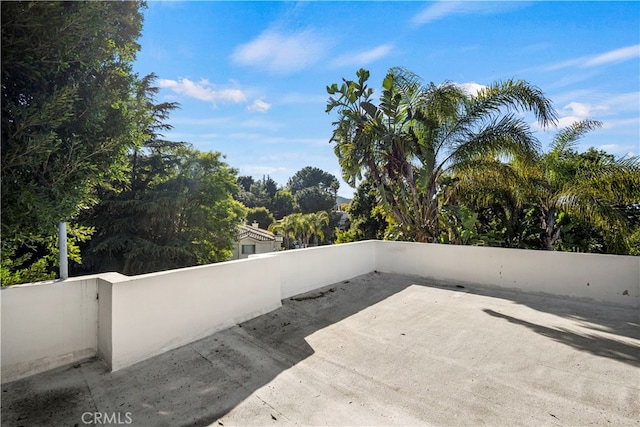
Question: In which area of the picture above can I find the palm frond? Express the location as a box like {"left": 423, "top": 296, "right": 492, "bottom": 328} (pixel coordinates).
{"left": 550, "top": 120, "right": 603, "bottom": 155}
{"left": 473, "top": 79, "right": 558, "bottom": 128}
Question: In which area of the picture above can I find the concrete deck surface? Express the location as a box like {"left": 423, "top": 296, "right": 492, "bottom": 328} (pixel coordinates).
{"left": 2, "top": 272, "right": 639, "bottom": 427}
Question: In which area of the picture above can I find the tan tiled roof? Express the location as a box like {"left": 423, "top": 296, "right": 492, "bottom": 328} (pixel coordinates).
{"left": 237, "top": 224, "right": 276, "bottom": 242}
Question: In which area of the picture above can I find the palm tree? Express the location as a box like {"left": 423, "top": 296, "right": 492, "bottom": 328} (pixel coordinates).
{"left": 308, "top": 211, "right": 330, "bottom": 246}
{"left": 445, "top": 153, "right": 539, "bottom": 248}
{"left": 293, "top": 213, "right": 310, "bottom": 247}
{"left": 450, "top": 120, "right": 640, "bottom": 253}
{"left": 269, "top": 215, "right": 296, "bottom": 250}
{"left": 326, "top": 67, "right": 557, "bottom": 242}
{"left": 536, "top": 120, "right": 639, "bottom": 252}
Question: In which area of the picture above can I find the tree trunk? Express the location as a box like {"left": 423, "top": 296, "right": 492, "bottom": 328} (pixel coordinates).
{"left": 541, "top": 207, "right": 561, "bottom": 250}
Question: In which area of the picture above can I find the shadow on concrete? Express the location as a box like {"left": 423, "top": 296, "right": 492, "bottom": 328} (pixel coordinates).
{"left": 1, "top": 272, "right": 415, "bottom": 427}
{"left": 418, "top": 278, "right": 640, "bottom": 344}
{"left": 483, "top": 308, "right": 640, "bottom": 366}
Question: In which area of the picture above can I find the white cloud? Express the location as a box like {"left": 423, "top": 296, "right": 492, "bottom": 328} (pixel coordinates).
{"left": 231, "top": 28, "right": 330, "bottom": 74}
{"left": 542, "top": 44, "right": 640, "bottom": 71}
{"left": 562, "top": 101, "right": 608, "bottom": 119}
{"left": 456, "top": 82, "right": 488, "bottom": 96}
{"left": 158, "top": 78, "right": 247, "bottom": 105}
{"left": 412, "top": 2, "right": 465, "bottom": 25}
{"left": 583, "top": 44, "right": 640, "bottom": 67}
{"left": 331, "top": 44, "right": 394, "bottom": 68}
{"left": 247, "top": 99, "right": 272, "bottom": 113}
{"left": 411, "top": 1, "right": 526, "bottom": 26}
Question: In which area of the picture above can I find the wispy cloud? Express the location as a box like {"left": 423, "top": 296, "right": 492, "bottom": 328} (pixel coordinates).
{"left": 247, "top": 99, "right": 272, "bottom": 113}
{"left": 555, "top": 101, "right": 609, "bottom": 128}
{"left": 231, "top": 28, "right": 331, "bottom": 74}
{"left": 584, "top": 44, "right": 640, "bottom": 66}
{"left": 158, "top": 78, "right": 247, "bottom": 105}
{"left": 331, "top": 44, "right": 394, "bottom": 68}
{"left": 535, "top": 91, "right": 639, "bottom": 131}
{"left": 411, "top": 1, "right": 527, "bottom": 26}
{"left": 542, "top": 44, "right": 640, "bottom": 71}
{"left": 412, "top": 2, "right": 465, "bottom": 25}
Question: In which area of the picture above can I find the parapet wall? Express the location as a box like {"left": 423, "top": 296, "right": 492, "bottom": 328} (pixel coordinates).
{"left": 375, "top": 242, "right": 639, "bottom": 307}
{"left": 2, "top": 241, "right": 638, "bottom": 382}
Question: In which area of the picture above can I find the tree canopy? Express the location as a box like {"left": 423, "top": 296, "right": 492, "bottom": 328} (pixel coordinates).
{"left": 450, "top": 120, "right": 640, "bottom": 253}
{"left": 326, "top": 67, "right": 557, "bottom": 242}
{"left": 287, "top": 166, "right": 339, "bottom": 195}
{"left": 2, "top": 1, "right": 147, "bottom": 239}
{"left": 78, "top": 141, "right": 246, "bottom": 275}
{"left": 1, "top": 2, "right": 252, "bottom": 283}
{"left": 1, "top": 1, "right": 156, "bottom": 283}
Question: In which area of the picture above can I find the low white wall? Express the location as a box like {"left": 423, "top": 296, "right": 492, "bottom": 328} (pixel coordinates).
{"left": 375, "top": 241, "right": 640, "bottom": 307}
{"left": 107, "top": 256, "right": 282, "bottom": 371}
{"left": 1, "top": 277, "right": 100, "bottom": 383}
{"left": 2, "top": 240, "right": 638, "bottom": 381}
{"left": 272, "top": 241, "right": 376, "bottom": 299}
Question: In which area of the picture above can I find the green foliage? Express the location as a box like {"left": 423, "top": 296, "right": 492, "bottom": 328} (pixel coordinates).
{"left": 339, "top": 177, "right": 387, "bottom": 242}
{"left": 286, "top": 166, "right": 339, "bottom": 214}
{"left": 78, "top": 142, "right": 246, "bottom": 275}
{"left": 287, "top": 166, "right": 339, "bottom": 195}
{"left": 1, "top": 1, "right": 153, "bottom": 283}
{"left": 295, "top": 187, "right": 336, "bottom": 214}
{"left": 269, "top": 211, "right": 329, "bottom": 249}
{"left": 447, "top": 120, "right": 640, "bottom": 254}
{"left": 438, "top": 205, "right": 481, "bottom": 245}
{"left": 236, "top": 175, "right": 281, "bottom": 213}
{"left": 246, "top": 207, "right": 276, "bottom": 229}
{"left": 270, "top": 189, "right": 295, "bottom": 219}
{"left": 1, "top": 225, "right": 94, "bottom": 286}
{"left": 2, "top": 1, "right": 146, "bottom": 239}
{"left": 326, "top": 67, "right": 556, "bottom": 243}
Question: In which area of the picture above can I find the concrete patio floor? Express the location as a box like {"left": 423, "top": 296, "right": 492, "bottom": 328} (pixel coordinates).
{"left": 2, "top": 272, "right": 639, "bottom": 426}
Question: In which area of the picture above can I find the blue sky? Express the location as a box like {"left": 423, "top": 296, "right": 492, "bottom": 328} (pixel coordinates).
{"left": 133, "top": 1, "right": 640, "bottom": 198}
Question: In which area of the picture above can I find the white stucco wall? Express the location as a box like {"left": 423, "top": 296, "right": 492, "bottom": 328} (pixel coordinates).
{"left": 107, "top": 256, "right": 282, "bottom": 371}
{"left": 2, "top": 241, "right": 638, "bottom": 381}
{"left": 375, "top": 241, "right": 640, "bottom": 307}
{"left": 1, "top": 277, "right": 100, "bottom": 382}
{"left": 270, "top": 240, "right": 377, "bottom": 299}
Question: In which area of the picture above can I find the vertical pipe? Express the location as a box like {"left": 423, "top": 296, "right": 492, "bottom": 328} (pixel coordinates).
{"left": 59, "top": 222, "right": 68, "bottom": 280}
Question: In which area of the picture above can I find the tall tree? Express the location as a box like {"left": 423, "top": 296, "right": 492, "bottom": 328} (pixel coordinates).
{"left": 295, "top": 186, "right": 336, "bottom": 214}
{"left": 2, "top": 1, "right": 146, "bottom": 239}
{"left": 326, "top": 67, "right": 557, "bottom": 242}
{"left": 270, "top": 189, "right": 295, "bottom": 219}
{"left": 287, "top": 166, "right": 339, "bottom": 214}
{"left": 79, "top": 141, "right": 246, "bottom": 275}
{"left": 307, "top": 211, "right": 330, "bottom": 246}
{"left": 287, "top": 166, "right": 339, "bottom": 194}
{"left": 1, "top": 1, "right": 150, "bottom": 283}
{"left": 337, "top": 176, "right": 388, "bottom": 242}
